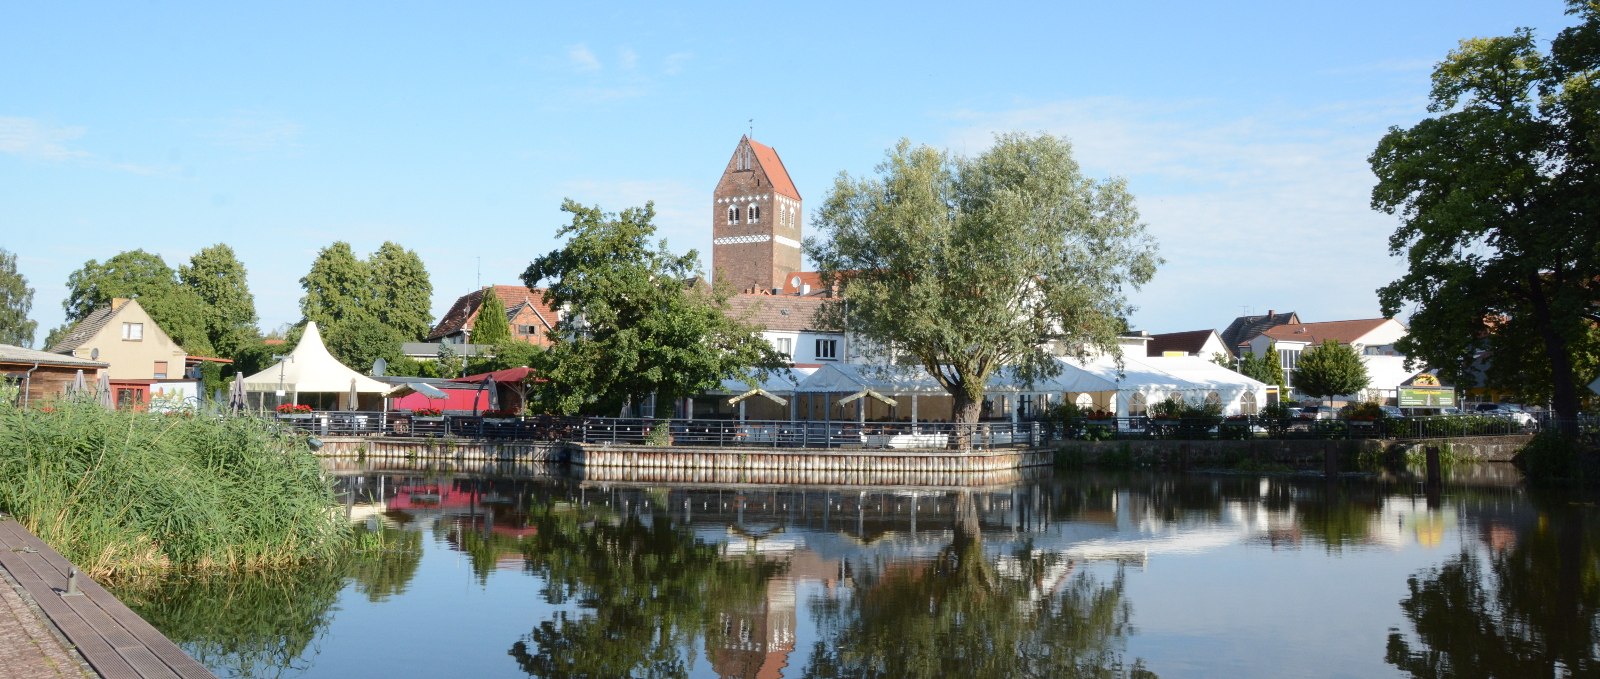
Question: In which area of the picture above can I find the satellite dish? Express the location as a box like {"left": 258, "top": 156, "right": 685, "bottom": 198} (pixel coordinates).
{"left": 90, "top": 348, "right": 99, "bottom": 360}
{"left": 790, "top": 275, "right": 802, "bottom": 288}
{"left": 372, "top": 357, "right": 388, "bottom": 377}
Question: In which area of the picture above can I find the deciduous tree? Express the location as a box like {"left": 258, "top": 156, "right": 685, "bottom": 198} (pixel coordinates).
{"left": 522, "top": 200, "right": 785, "bottom": 417}
{"left": 469, "top": 287, "right": 512, "bottom": 346}
{"left": 368, "top": 242, "right": 433, "bottom": 341}
{"left": 179, "top": 244, "right": 259, "bottom": 358}
{"left": 0, "top": 248, "right": 37, "bottom": 347}
{"left": 298, "top": 242, "right": 369, "bottom": 328}
{"left": 1370, "top": 2, "right": 1600, "bottom": 428}
{"left": 807, "top": 133, "right": 1161, "bottom": 424}
{"left": 59, "top": 250, "right": 213, "bottom": 355}
{"left": 1293, "top": 340, "right": 1370, "bottom": 405}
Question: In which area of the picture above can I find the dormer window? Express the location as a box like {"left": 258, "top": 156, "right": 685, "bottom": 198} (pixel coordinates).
{"left": 748, "top": 204, "right": 760, "bottom": 223}
{"left": 727, "top": 206, "right": 739, "bottom": 224}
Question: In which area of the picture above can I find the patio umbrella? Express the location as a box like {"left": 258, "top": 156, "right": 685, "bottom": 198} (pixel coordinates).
{"left": 69, "top": 369, "right": 87, "bottom": 397}
{"left": 97, "top": 372, "right": 112, "bottom": 408}
{"left": 485, "top": 375, "right": 499, "bottom": 411}
{"left": 228, "top": 377, "right": 245, "bottom": 413}
{"left": 347, "top": 377, "right": 359, "bottom": 411}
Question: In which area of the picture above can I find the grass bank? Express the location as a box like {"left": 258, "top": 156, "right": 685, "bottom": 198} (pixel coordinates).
{"left": 0, "top": 395, "right": 348, "bottom": 580}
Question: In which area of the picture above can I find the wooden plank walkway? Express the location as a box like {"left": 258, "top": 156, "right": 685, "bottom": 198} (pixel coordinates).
{"left": 0, "top": 520, "right": 215, "bottom": 679}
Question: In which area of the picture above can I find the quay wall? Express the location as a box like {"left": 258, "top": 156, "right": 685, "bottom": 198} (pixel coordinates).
{"left": 1054, "top": 435, "right": 1534, "bottom": 467}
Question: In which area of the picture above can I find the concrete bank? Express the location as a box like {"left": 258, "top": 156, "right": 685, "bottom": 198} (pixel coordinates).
{"left": 1053, "top": 435, "right": 1534, "bottom": 467}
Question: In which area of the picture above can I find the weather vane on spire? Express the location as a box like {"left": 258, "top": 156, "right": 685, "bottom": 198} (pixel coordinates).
{"left": 748, "top": 118, "right": 753, "bottom": 138}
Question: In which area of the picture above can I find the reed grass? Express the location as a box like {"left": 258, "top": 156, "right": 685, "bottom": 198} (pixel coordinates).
{"left": 0, "top": 394, "right": 348, "bottom": 580}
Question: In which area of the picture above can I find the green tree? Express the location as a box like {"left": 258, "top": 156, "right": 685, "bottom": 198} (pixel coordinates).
{"left": 59, "top": 250, "right": 213, "bottom": 355}
{"left": 0, "top": 248, "right": 37, "bottom": 347}
{"left": 298, "top": 242, "right": 369, "bottom": 328}
{"left": 321, "top": 313, "right": 405, "bottom": 372}
{"left": 1237, "top": 346, "right": 1287, "bottom": 393}
{"left": 179, "top": 244, "right": 259, "bottom": 358}
{"left": 807, "top": 133, "right": 1161, "bottom": 424}
{"left": 469, "top": 286, "right": 512, "bottom": 346}
{"left": 1370, "top": 3, "right": 1600, "bottom": 429}
{"left": 522, "top": 200, "right": 785, "bottom": 417}
{"left": 367, "top": 242, "right": 434, "bottom": 341}
{"left": 1293, "top": 340, "right": 1370, "bottom": 405}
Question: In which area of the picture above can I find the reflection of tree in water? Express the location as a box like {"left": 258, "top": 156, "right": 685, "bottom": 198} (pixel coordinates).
{"left": 508, "top": 504, "right": 786, "bottom": 678}
{"left": 803, "top": 494, "right": 1155, "bottom": 679}
{"left": 345, "top": 521, "right": 423, "bottom": 602}
{"left": 117, "top": 566, "right": 344, "bottom": 679}
{"left": 1293, "top": 485, "right": 1382, "bottom": 552}
{"left": 1386, "top": 500, "right": 1600, "bottom": 677}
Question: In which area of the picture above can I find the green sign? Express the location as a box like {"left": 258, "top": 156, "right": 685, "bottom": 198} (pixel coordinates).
{"left": 1399, "top": 387, "right": 1455, "bottom": 407}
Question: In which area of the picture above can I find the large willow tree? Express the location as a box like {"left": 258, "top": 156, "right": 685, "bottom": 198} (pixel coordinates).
{"left": 807, "top": 133, "right": 1161, "bottom": 424}
{"left": 1370, "top": 2, "right": 1600, "bottom": 428}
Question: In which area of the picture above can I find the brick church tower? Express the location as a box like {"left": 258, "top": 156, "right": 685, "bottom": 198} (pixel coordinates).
{"left": 712, "top": 136, "right": 802, "bottom": 293}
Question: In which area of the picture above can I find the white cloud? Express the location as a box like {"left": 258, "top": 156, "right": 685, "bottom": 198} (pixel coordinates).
{"left": 199, "top": 112, "right": 304, "bottom": 153}
{"left": 938, "top": 97, "right": 1412, "bottom": 331}
{"left": 0, "top": 117, "right": 91, "bottom": 161}
{"left": 567, "top": 43, "right": 601, "bottom": 72}
{"left": 663, "top": 52, "right": 692, "bottom": 76}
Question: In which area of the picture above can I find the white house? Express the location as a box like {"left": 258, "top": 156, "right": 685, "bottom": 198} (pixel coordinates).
{"left": 1241, "top": 317, "right": 1415, "bottom": 403}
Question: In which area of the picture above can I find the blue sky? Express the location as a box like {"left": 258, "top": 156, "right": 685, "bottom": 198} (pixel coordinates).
{"left": 0, "top": 2, "right": 1581, "bottom": 347}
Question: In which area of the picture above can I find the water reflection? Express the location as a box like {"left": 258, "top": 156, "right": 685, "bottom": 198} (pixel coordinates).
{"left": 111, "top": 466, "right": 1600, "bottom": 678}
{"left": 1386, "top": 492, "right": 1600, "bottom": 677}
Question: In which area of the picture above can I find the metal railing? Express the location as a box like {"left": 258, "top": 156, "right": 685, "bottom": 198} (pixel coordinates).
{"left": 1041, "top": 413, "right": 1548, "bottom": 442}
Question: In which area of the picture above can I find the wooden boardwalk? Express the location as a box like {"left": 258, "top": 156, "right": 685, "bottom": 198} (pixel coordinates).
{"left": 0, "top": 520, "right": 215, "bottom": 679}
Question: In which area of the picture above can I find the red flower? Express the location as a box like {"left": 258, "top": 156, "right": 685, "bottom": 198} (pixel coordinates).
{"left": 276, "top": 404, "right": 312, "bottom": 414}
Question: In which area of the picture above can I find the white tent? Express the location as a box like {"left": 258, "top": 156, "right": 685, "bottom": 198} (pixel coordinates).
{"left": 1138, "top": 355, "right": 1270, "bottom": 415}
{"left": 239, "top": 322, "right": 392, "bottom": 409}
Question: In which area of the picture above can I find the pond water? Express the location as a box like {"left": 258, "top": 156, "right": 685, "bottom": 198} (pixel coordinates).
{"left": 110, "top": 463, "right": 1600, "bottom": 678}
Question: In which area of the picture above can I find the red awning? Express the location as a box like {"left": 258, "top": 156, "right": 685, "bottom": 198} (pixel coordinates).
{"left": 450, "top": 367, "right": 537, "bottom": 384}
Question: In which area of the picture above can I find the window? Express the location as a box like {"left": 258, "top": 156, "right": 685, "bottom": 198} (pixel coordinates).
{"left": 121, "top": 322, "right": 143, "bottom": 341}
{"left": 1130, "top": 392, "right": 1148, "bottom": 416}
{"left": 518, "top": 325, "right": 538, "bottom": 335}
{"left": 815, "top": 338, "right": 838, "bottom": 360}
{"left": 727, "top": 206, "right": 739, "bottom": 224}
{"left": 748, "top": 204, "right": 760, "bottom": 223}
{"left": 775, "top": 337, "right": 792, "bottom": 357}
{"left": 1241, "top": 390, "right": 1258, "bottom": 415}
{"left": 1075, "top": 393, "right": 1093, "bottom": 409}
{"left": 153, "top": 361, "right": 168, "bottom": 379}
{"left": 1019, "top": 394, "right": 1033, "bottom": 418}
{"left": 1206, "top": 391, "right": 1222, "bottom": 408}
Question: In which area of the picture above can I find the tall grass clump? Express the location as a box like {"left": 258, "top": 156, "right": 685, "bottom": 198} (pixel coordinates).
{"left": 0, "top": 392, "right": 347, "bottom": 580}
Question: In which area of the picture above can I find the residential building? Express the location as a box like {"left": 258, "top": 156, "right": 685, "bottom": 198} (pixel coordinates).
{"left": 1220, "top": 309, "right": 1300, "bottom": 357}
{"left": 1241, "top": 317, "right": 1412, "bottom": 402}
{"left": 1, "top": 343, "right": 107, "bottom": 406}
{"left": 46, "top": 298, "right": 195, "bottom": 408}
{"left": 428, "top": 285, "right": 561, "bottom": 348}
{"left": 1147, "top": 329, "right": 1229, "bottom": 359}
{"left": 724, "top": 293, "right": 843, "bottom": 365}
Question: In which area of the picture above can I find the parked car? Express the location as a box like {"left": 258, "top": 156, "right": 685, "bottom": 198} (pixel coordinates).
{"left": 1379, "top": 405, "right": 1404, "bottom": 419}
{"left": 1474, "top": 402, "right": 1537, "bottom": 429}
{"left": 1299, "top": 406, "right": 1336, "bottom": 420}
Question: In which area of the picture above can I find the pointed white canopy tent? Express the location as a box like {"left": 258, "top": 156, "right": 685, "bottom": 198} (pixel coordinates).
{"left": 238, "top": 322, "right": 392, "bottom": 411}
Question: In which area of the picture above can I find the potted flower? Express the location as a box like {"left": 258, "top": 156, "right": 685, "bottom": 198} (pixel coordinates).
{"left": 412, "top": 407, "right": 444, "bottom": 421}
{"left": 276, "top": 403, "right": 313, "bottom": 419}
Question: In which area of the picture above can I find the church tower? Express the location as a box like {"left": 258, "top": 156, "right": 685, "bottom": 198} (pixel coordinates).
{"left": 712, "top": 136, "right": 802, "bottom": 293}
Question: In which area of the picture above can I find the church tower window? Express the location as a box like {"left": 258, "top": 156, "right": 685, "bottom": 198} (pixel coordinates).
{"left": 727, "top": 205, "right": 739, "bottom": 224}
{"left": 748, "top": 204, "right": 760, "bottom": 223}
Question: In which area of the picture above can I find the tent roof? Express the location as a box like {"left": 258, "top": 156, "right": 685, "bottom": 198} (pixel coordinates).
{"left": 1055, "top": 355, "right": 1210, "bottom": 394}
{"left": 794, "top": 363, "right": 946, "bottom": 394}
{"left": 238, "top": 322, "right": 392, "bottom": 394}
{"left": 712, "top": 366, "right": 813, "bottom": 395}
{"left": 1138, "top": 355, "right": 1269, "bottom": 391}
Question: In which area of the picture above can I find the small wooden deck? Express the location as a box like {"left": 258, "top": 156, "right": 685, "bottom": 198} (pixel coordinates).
{"left": 0, "top": 520, "right": 215, "bottom": 679}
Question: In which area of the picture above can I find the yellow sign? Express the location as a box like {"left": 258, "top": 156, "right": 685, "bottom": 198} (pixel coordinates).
{"left": 1163, "top": 351, "right": 1188, "bottom": 357}
{"left": 1413, "top": 374, "right": 1440, "bottom": 387}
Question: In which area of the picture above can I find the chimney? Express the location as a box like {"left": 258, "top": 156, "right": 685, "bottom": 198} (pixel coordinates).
{"left": 1267, "top": 309, "right": 1275, "bottom": 317}
{"left": 801, "top": 284, "right": 811, "bottom": 295}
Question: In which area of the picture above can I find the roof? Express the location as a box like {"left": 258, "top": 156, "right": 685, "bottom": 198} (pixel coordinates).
{"left": 427, "top": 285, "right": 560, "bottom": 341}
{"left": 724, "top": 294, "right": 829, "bottom": 333}
{"left": 1146, "top": 330, "right": 1219, "bottom": 357}
{"left": 1219, "top": 310, "right": 1298, "bottom": 352}
{"left": 46, "top": 299, "right": 131, "bottom": 353}
{"left": 400, "top": 341, "right": 488, "bottom": 358}
{"left": 451, "top": 366, "right": 537, "bottom": 384}
{"left": 746, "top": 137, "right": 800, "bottom": 201}
{"left": 237, "top": 322, "right": 392, "bottom": 394}
{"left": 0, "top": 344, "right": 108, "bottom": 369}
{"left": 778, "top": 271, "right": 827, "bottom": 295}
{"left": 1260, "top": 318, "right": 1394, "bottom": 346}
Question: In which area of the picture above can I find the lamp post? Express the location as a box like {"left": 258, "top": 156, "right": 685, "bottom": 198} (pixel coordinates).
{"left": 273, "top": 354, "right": 294, "bottom": 410}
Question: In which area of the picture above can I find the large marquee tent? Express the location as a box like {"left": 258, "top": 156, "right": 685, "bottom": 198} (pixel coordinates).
{"left": 237, "top": 322, "right": 392, "bottom": 411}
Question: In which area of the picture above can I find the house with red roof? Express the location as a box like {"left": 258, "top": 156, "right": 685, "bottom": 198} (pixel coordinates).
{"left": 1241, "top": 317, "right": 1414, "bottom": 401}
{"left": 1147, "top": 329, "right": 1228, "bottom": 359}
{"left": 427, "top": 285, "right": 562, "bottom": 348}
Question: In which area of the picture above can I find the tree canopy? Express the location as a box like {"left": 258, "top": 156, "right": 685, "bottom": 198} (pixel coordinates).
{"left": 0, "top": 248, "right": 37, "bottom": 347}
{"left": 58, "top": 250, "right": 213, "bottom": 355}
{"left": 297, "top": 241, "right": 435, "bottom": 368}
{"left": 179, "top": 244, "right": 259, "bottom": 358}
{"left": 1293, "top": 341, "right": 1370, "bottom": 403}
{"left": 1370, "top": 2, "right": 1600, "bottom": 424}
{"left": 807, "top": 133, "right": 1161, "bottom": 424}
{"left": 1241, "top": 346, "right": 1287, "bottom": 393}
{"left": 522, "top": 199, "right": 785, "bottom": 417}
{"left": 469, "top": 287, "right": 512, "bottom": 346}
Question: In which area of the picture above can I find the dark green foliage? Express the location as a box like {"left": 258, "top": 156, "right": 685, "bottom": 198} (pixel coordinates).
{"left": 469, "top": 286, "right": 512, "bottom": 346}
{"left": 367, "top": 242, "right": 434, "bottom": 342}
{"left": 299, "top": 241, "right": 436, "bottom": 367}
{"left": 808, "top": 133, "right": 1161, "bottom": 424}
{"left": 179, "top": 244, "right": 259, "bottom": 359}
{"left": 522, "top": 199, "right": 785, "bottom": 416}
{"left": 299, "top": 242, "right": 369, "bottom": 328}
{"left": 1239, "top": 346, "right": 1287, "bottom": 392}
{"left": 1369, "top": 3, "right": 1600, "bottom": 424}
{"left": 1515, "top": 431, "right": 1589, "bottom": 483}
{"left": 60, "top": 249, "right": 214, "bottom": 355}
{"left": 321, "top": 312, "right": 405, "bottom": 373}
{"left": 0, "top": 247, "right": 37, "bottom": 347}
{"left": 1294, "top": 341, "right": 1370, "bottom": 402}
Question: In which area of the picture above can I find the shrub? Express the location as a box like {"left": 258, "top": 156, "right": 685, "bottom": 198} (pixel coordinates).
{"left": 1514, "top": 431, "right": 1588, "bottom": 484}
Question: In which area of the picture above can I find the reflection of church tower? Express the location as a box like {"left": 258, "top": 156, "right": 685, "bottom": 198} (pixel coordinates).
{"left": 709, "top": 574, "right": 796, "bottom": 679}
{"left": 712, "top": 136, "right": 803, "bottom": 294}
